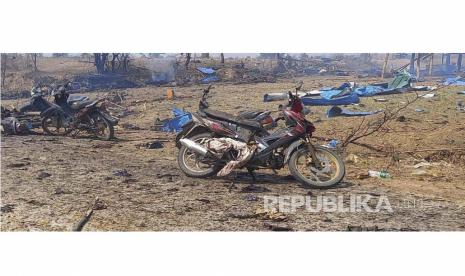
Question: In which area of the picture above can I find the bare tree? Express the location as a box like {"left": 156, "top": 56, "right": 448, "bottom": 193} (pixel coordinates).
{"left": 94, "top": 53, "right": 109, "bottom": 74}
{"left": 341, "top": 93, "right": 421, "bottom": 149}
{"left": 220, "top": 53, "right": 225, "bottom": 64}
{"left": 381, "top": 53, "right": 390, "bottom": 78}
{"left": 1, "top": 53, "right": 7, "bottom": 89}
{"left": 185, "top": 53, "right": 191, "bottom": 69}
{"left": 31, "top": 53, "right": 38, "bottom": 71}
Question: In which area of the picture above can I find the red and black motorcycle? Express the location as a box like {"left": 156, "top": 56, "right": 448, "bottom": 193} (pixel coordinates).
{"left": 175, "top": 83, "right": 345, "bottom": 188}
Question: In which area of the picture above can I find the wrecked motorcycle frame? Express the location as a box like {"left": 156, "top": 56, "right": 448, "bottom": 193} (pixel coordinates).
{"left": 175, "top": 83, "right": 345, "bottom": 188}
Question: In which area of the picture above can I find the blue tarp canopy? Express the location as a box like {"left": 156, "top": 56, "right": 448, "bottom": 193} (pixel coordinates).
{"left": 197, "top": 67, "right": 220, "bottom": 83}
{"left": 161, "top": 107, "right": 192, "bottom": 133}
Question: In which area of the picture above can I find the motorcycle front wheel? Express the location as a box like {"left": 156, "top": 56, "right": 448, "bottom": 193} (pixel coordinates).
{"left": 41, "top": 113, "right": 72, "bottom": 136}
{"left": 89, "top": 112, "right": 114, "bottom": 140}
{"left": 289, "top": 145, "right": 345, "bottom": 189}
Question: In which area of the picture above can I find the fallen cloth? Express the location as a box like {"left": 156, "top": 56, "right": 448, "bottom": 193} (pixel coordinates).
{"left": 443, "top": 76, "right": 465, "bottom": 86}
{"left": 197, "top": 67, "right": 220, "bottom": 84}
{"left": 205, "top": 137, "right": 257, "bottom": 177}
{"left": 301, "top": 93, "right": 360, "bottom": 106}
{"left": 159, "top": 107, "right": 192, "bottom": 133}
{"left": 326, "top": 106, "right": 383, "bottom": 118}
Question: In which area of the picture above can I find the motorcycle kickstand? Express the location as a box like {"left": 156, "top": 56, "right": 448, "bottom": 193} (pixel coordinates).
{"left": 247, "top": 167, "right": 258, "bottom": 184}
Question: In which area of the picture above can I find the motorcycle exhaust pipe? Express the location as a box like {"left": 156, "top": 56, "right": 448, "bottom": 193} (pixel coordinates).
{"left": 179, "top": 138, "right": 209, "bottom": 156}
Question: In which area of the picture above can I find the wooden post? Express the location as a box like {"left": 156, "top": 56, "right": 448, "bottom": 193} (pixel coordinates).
{"left": 409, "top": 53, "right": 415, "bottom": 74}
{"left": 457, "top": 54, "right": 463, "bottom": 72}
{"left": 416, "top": 53, "right": 421, "bottom": 79}
{"left": 381, "top": 53, "right": 390, "bottom": 78}
{"left": 446, "top": 54, "right": 451, "bottom": 65}
{"left": 220, "top": 53, "right": 224, "bottom": 64}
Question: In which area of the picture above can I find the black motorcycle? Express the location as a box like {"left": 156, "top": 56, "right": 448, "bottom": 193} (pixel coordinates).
{"left": 41, "top": 83, "right": 118, "bottom": 140}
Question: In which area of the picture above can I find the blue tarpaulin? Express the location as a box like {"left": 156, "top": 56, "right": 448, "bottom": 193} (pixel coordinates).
{"left": 326, "top": 106, "right": 382, "bottom": 118}
{"left": 197, "top": 67, "right": 216, "bottom": 74}
{"left": 161, "top": 107, "right": 192, "bottom": 133}
{"left": 197, "top": 67, "right": 220, "bottom": 83}
{"left": 444, "top": 76, "right": 465, "bottom": 86}
{"left": 301, "top": 93, "right": 360, "bottom": 106}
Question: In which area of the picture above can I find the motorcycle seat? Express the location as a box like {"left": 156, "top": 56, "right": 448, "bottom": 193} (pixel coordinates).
{"left": 67, "top": 95, "right": 89, "bottom": 104}
{"left": 203, "top": 108, "right": 261, "bottom": 130}
{"left": 237, "top": 110, "right": 264, "bottom": 119}
{"left": 70, "top": 100, "right": 94, "bottom": 110}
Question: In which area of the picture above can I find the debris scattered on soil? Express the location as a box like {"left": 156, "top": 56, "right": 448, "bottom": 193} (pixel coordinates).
{"left": 72, "top": 197, "right": 106, "bottom": 231}
{"left": 243, "top": 194, "right": 258, "bottom": 201}
{"left": 346, "top": 225, "right": 380, "bottom": 231}
{"left": 37, "top": 171, "right": 51, "bottom": 180}
{"left": 113, "top": 169, "right": 132, "bottom": 177}
{"left": 1, "top": 204, "right": 15, "bottom": 213}
{"left": 146, "top": 141, "right": 164, "bottom": 149}
{"left": 264, "top": 222, "right": 293, "bottom": 231}
{"left": 240, "top": 185, "right": 271, "bottom": 193}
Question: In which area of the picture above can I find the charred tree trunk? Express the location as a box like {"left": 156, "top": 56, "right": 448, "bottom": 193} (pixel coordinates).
{"left": 457, "top": 54, "right": 463, "bottom": 72}
{"left": 31, "top": 53, "right": 38, "bottom": 71}
{"left": 445, "top": 54, "right": 451, "bottom": 65}
{"left": 185, "top": 53, "right": 191, "bottom": 69}
{"left": 416, "top": 53, "right": 421, "bottom": 79}
{"left": 381, "top": 53, "right": 390, "bottom": 78}
{"left": 220, "top": 53, "right": 224, "bottom": 64}
{"left": 110, "top": 53, "right": 119, "bottom": 72}
{"left": 409, "top": 53, "right": 415, "bottom": 75}
{"left": 94, "top": 53, "right": 109, "bottom": 74}
{"left": 429, "top": 54, "right": 434, "bottom": 75}
{"left": 1, "top": 53, "right": 7, "bottom": 89}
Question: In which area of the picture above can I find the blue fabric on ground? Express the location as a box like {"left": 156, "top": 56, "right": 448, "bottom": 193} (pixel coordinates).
{"left": 321, "top": 89, "right": 345, "bottom": 99}
{"left": 444, "top": 77, "right": 465, "bottom": 86}
{"left": 301, "top": 93, "right": 360, "bottom": 106}
{"left": 197, "top": 67, "right": 216, "bottom": 74}
{"left": 201, "top": 75, "right": 220, "bottom": 84}
{"left": 353, "top": 85, "right": 388, "bottom": 97}
{"left": 326, "top": 106, "right": 382, "bottom": 118}
{"left": 161, "top": 107, "right": 192, "bottom": 133}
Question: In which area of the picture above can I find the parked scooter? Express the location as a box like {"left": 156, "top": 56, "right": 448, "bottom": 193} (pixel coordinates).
{"left": 41, "top": 82, "right": 118, "bottom": 140}
{"left": 175, "top": 83, "right": 345, "bottom": 188}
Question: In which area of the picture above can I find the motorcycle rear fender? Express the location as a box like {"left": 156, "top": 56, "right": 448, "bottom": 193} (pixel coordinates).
{"left": 175, "top": 121, "right": 209, "bottom": 148}
{"left": 96, "top": 110, "right": 119, "bottom": 125}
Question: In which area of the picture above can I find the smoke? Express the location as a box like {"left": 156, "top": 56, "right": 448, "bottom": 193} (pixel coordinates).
{"left": 144, "top": 56, "right": 176, "bottom": 83}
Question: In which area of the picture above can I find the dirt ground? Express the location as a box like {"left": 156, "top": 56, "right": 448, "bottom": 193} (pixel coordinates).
{"left": 2, "top": 75, "right": 465, "bottom": 231}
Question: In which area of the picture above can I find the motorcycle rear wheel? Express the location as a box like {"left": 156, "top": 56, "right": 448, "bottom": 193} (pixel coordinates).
{"left": 177, "top": 133, "right": 222, "bottom": 177}
{"left": 89, "top": 112, "right": 114, "bottom": 140}
{"left": 289, "top": 145, "right": 345, "bottom": 189}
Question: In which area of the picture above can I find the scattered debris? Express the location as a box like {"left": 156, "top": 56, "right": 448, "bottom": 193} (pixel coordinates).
{"left": 374, "top": 98, "right": 388, "bottom": 102}
{"left": 121, "top": 123, "right": 141, "bottom": 130}
{"left": 347, "top": 225, "right": 380, "bottom": 231}
{"left": 226, "top": 210, "right": 257, "bottom": 219}
{"left": 326, "top": 106, "right": 382, "bottom": 118}
{"left": 196, "top": 198, "right": 211, "bottom": 204}
{"left": 255, "top": 207, "right": 287, "bottom": 221}
{"left": 243, "top": 194, "right": 258, "bottom": 201}
{"left": 397, "top": 115, "right": 407, "bottom": 122}
{"left": 345, "top": 154, "right": 360, "bottom": 164}
{"left": 240, "top": 185, "right": 271, "bottom": 193}
{"left": 264, "top": 222, "right": 293, "bottom": 231}
{"left": 53, "top": 187, "right": 72, "bottom": 195}
{"left": 368, "top": 170, "right": 390, "bottom": 178}
{"left": 6, "top": 162, "right": 30, "bottom": 168}
{"left": 1, "top": 204, "right": 15, "bottom": 213}
{"left": 113, "top": 169, "right": 132, "bottom": 177}
{"left": 146, "top": 141, "right": 164, "bottom": 149}
{"left": 72, "top": 197, "right": 105, "bottom": 231}
{"left": 37, "top": 171, "right": 51, "bottom": 180}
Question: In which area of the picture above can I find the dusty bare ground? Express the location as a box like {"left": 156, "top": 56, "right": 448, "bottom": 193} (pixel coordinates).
{"left": 2, "top": 76, "right": 465, "bottom": 231}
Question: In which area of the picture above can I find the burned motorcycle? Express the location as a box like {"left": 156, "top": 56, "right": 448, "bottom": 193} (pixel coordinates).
{"left": 40, "top": 83, "right": 118, "bottom": 140}
{"left": 175, "top": 83, "right": 345, "bottom": 188}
